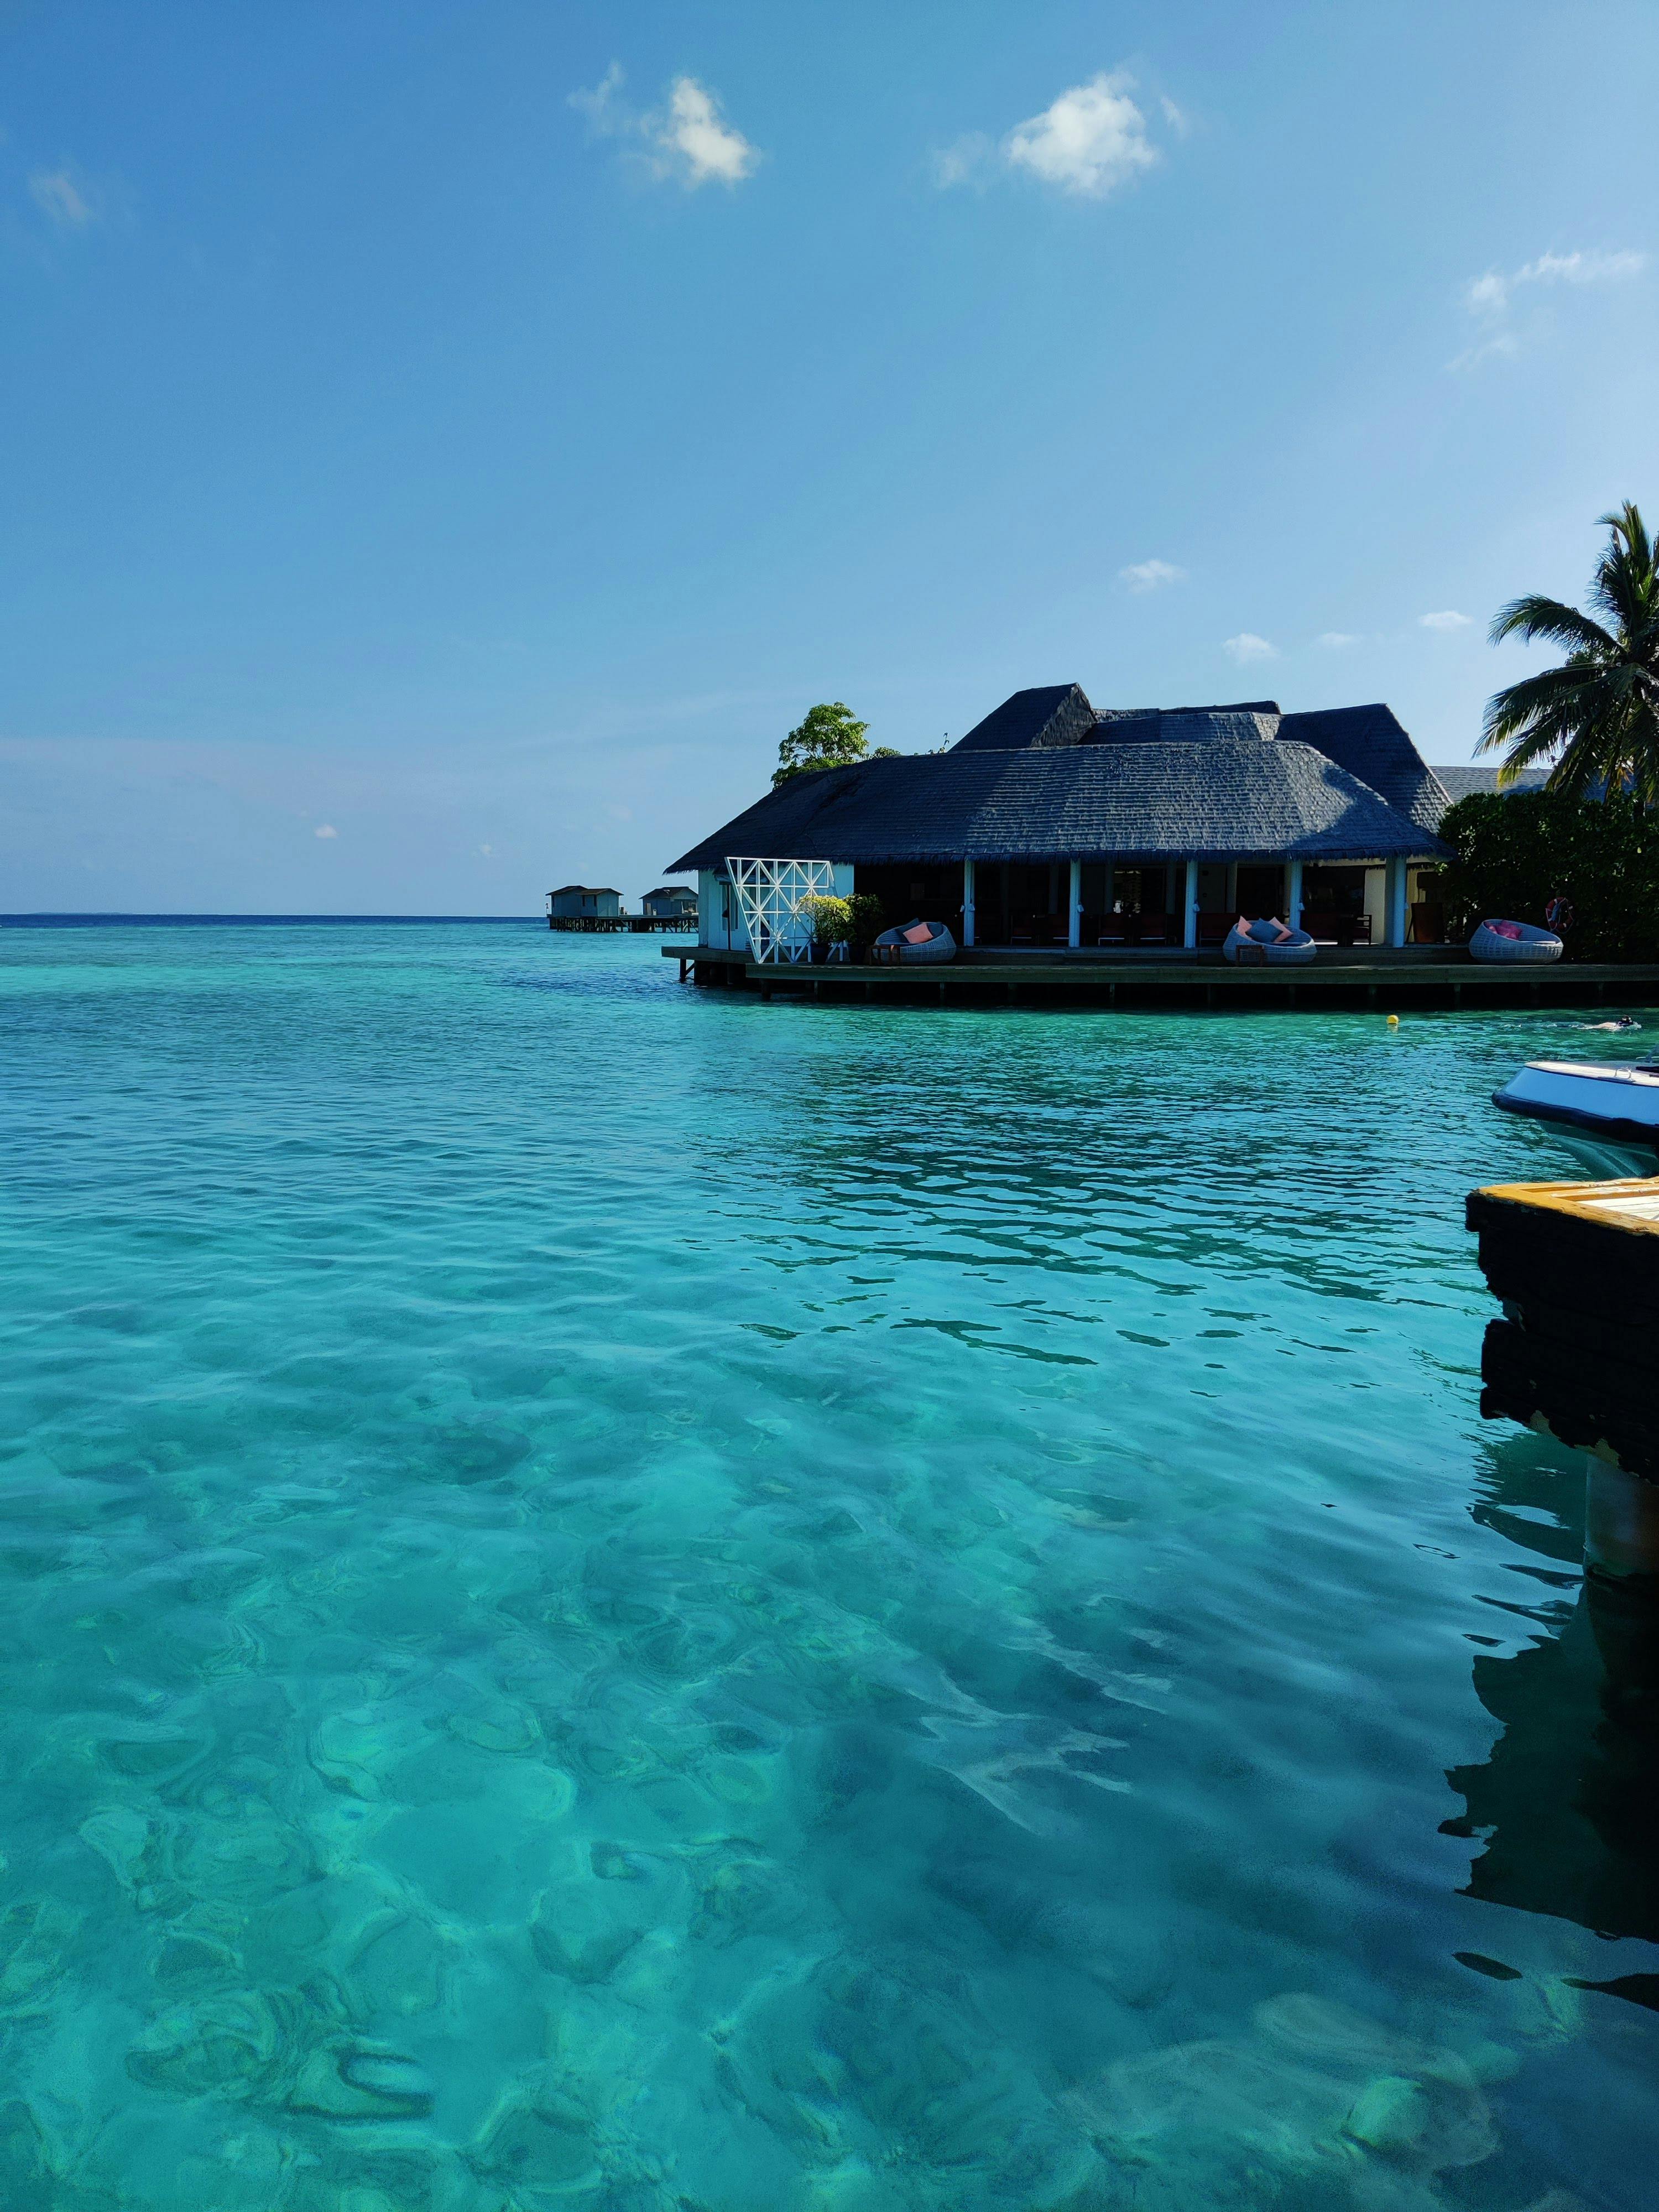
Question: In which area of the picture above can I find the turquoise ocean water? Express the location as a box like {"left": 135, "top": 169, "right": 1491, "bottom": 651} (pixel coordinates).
{"left": 2, "top": 920, "right": 1656, "bottom": 2211}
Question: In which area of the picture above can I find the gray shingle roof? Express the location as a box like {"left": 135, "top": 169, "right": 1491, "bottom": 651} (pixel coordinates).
{"left": 1279, "top": 705, "right": 1450, "bottom": 836}
{"left": 952, "top": 684, "right": 1097, "bottom": 750}
{"left": 669, "top": 740, "right": 1444, "bottom": 872}
{"left": 1430, "top": 766, "right": 1551, "bottom": 801}
{"left": 1091, "top": 707, "right": 1282, "bottom": 745}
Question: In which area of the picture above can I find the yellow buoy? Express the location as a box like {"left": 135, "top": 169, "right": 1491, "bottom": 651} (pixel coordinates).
{"left": 1386, "top": 1014, "right": 1400, "bottom": 1027}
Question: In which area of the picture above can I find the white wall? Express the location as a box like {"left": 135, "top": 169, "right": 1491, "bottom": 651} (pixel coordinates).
{"left": 696, "top": 863, "right": 852, "bottom": 951}
{"left": 697, "top": 869, "right": 733, "bottom": 948}
{"left": 1363, "top": 866, "right": 1386, "bottom": 947}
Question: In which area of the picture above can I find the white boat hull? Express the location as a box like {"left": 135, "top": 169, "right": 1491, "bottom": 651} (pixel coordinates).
{"left": 1493, "top": 1060, "right": 1659, "bottom": 1160}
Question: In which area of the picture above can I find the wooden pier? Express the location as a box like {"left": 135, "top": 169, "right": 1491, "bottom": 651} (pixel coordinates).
{"left": 1469, "top": 1176, "right": 1659, "bottom": 1579}
{"left": 549, "top": 915, "right": 690, "bottom": 933}
{"left": 663, "top": 942, "right": 1659, "bottom": 1014}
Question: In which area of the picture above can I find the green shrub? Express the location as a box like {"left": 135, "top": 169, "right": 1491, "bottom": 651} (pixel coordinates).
{"left": 800, "top": 895, "right": 852, "bottom": 947}
{"left": 845, "top": 893, "right": 886, "bottom": 953}
{"left": 1439, "top": 790, "right": 1659, "bottom": 959}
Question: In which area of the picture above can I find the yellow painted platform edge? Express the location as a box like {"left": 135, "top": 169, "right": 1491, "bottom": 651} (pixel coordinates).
{"left": 1477, "top": 1178, "right": 1659, "bottom": 1237}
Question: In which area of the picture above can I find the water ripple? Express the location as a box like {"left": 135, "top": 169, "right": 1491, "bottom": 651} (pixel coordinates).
{"left": 0, "top": 924, "right": 1655, "bottom": 2208}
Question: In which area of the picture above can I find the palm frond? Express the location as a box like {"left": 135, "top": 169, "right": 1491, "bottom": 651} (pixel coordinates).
{"left": 1488, "top": 593, "right": 1618, "bottom": 657}
{"left": 1598, "top": 500, "right": 1652, "bottom": 574}
{"left": 1592, "top": 555, "right": 1652, "bottom": 641}
{"left": 1479, "top": 662, "right": 1624, "bottom": 748}
{"left": 1483, "top": 504, "right": 1659, "bottom": 812}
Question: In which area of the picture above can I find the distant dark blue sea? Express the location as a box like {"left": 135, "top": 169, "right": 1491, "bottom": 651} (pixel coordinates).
{"left": 1, "top": 920, "right": 1655, "bottom": 2210}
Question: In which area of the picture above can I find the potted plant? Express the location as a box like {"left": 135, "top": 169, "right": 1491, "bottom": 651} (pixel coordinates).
{"left": 800, "top": 895, "right": 853, "bottom": 963}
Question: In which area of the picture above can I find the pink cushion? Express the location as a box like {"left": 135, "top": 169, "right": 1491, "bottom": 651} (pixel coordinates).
{"left": 1486, "top": 920, "right": 1525, "bottom": 940}
{"left": 902, "top": 922, "right": 933, "bottom": 945}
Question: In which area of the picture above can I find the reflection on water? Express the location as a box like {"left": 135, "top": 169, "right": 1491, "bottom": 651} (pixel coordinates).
{"left": 1448, "top": 1443, "right": 1659, "bottom": 1951}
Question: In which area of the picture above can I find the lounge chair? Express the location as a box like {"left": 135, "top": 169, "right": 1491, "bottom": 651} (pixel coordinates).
{"left": 1224, "top": 916, "right": 1316, "bottom": 966}
{"left": 872, "top": 919, "right": 958, "bottom": 965}
{"left": 1469, "top": 919, "right": 1563, "bottom": 964}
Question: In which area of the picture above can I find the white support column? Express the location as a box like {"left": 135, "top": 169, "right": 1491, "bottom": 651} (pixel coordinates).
{"left": 1067, "top": 859, "right": 1081, "bottom": 949}
{"left": 1183, "top": 859, "right": 1199, "bottom": 950}
{"left": 1386, "top": 857, "right": 1407, "bottom": 947}
{"left": 1287, "top": 859, "right": 1303, "bottom": 932}
{"left": 962, "top": 858, "right": 975, "bottom": 948}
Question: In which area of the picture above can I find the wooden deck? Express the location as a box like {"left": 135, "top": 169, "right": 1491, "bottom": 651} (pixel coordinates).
{"left": 1469, "top": 1178, "right": 1659, "bottom": 1569}
{"left": 662, "top": 942, "right": 1659, "bottom": 1013}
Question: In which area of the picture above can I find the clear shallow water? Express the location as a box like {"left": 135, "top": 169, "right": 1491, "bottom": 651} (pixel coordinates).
{"left": 1, "top": 921, "right": 1656, "bottom": 2212}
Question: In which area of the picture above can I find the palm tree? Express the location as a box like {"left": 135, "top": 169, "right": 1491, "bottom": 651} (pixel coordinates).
{"left": 1477, "top": 501, "right": 1659, "bottom": 803}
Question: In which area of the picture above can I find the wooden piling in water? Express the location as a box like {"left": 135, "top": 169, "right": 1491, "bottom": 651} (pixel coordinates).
{"left": 1468, "top": 1176, "right": 1659, "bottom": 1578}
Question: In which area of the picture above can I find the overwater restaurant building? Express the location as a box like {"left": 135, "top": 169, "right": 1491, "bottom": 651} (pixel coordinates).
{"left": 670, "top": 686, "right": 1454, "bottom": 954}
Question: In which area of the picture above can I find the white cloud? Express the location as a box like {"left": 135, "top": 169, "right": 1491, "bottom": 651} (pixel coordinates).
{"left": 1317, "top": 632, "right": 1360, "bottom": 648}
{"left": 932, "top": 134, "right": 992, "bottom": 190}
{"left": 571, "top": 64, "right": 758, "bottom": 190}
{"left": 1467, "top": 248, "right": 1646, "bottom": 318}
{"left": 1448, "top": 331, "right": 1520, "bottom": 373}
{"left": 1453, "top": 248, "right": 1645, "bottom": 369}
{"left": 1224, "top": 633, "right": 1277, "bottom": 664}
{"left": 570, "top": 60, "right": 625, "bottom": 131}
{"left": 314, "top": 823, "right": 338, "bottom": 838}
{"left": 937, "top": 70, "right": 1172, "bottom": 198}
{"left": 478, "top": 843, "right": 494, "bottom": 857}
{"left": 1419, "top": 610, "right": 1472, "bottom": 632}
{"left": 660, "top": 77, "right": 756, "bottom": 186}
{"left": 29, "top": 166, "right": 97, "bottom": 228}
{"left": 1004, "top": 72, "right": 1157, "bottom": 198}
{"left": 1120, "top": 558, "right": 1185, "bottom": 593}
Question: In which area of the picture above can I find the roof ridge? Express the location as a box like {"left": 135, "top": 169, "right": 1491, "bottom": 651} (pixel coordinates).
{"left": 1096, "top": 700, "right": 1281, "bottom": 718}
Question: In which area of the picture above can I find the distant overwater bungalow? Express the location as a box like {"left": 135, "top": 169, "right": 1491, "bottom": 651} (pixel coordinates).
{"left": 672, "top": 684, "right": 1462, "bottom": 957}
{"left": 547, "top": 883, "right": 624, "bottom": 920}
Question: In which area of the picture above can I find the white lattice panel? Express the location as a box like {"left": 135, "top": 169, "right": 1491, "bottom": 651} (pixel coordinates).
{"left": 726, "top": 857, "right": 838, "bottom": 964}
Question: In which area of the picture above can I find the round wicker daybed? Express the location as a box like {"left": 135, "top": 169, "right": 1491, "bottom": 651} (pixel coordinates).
{"left": 873, "top": 920, "right": 958, "bottom": 964}
{"left": 1469, "top": 920, "right": 1564, "bottom": 964}
{"left": 1223, "top": 918, "right": 1317, "bottom": 966}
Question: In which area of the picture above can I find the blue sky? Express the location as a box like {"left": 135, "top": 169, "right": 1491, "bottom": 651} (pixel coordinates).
{"left": 3, "top": 1, "right": 1656, "bottom": 914}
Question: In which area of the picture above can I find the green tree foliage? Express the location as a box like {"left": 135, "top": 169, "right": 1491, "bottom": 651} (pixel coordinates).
{"left": 772, "top": 702, "right": 898, "bottom": 786}
{"left": 800, "top": 895, "right": 852, "bottom": 946}
{"left": 1439, "top": 789, "right": 1659, "bottom": 959}
{"left": 1478, "top": 502, "right": 1659, "bottom": 801}
{"left": 796, "top": 893, "right": 886, "bottom": 953}
{"left": 844, "top": 893, "right": 886, "bottom": 951}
